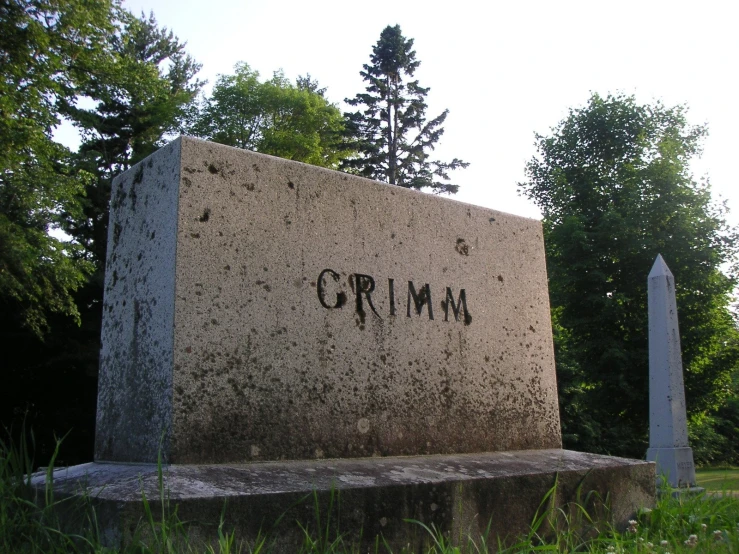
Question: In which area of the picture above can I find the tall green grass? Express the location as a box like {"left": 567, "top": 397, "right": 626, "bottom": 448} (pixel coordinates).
{"left": 2, "top": 432, "right": 738, "bottom": 553}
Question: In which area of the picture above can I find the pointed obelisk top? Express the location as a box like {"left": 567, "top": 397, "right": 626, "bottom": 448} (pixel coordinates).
{"left": 648, "top": 254, "right": 673, "bottom": 280}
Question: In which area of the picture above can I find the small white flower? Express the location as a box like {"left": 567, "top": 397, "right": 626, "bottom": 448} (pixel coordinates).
{"left": 701, "top": 523, "right": 707, "bottom": 531}
{"left": 660, "top": 540, "right": 669, "bottom": 547}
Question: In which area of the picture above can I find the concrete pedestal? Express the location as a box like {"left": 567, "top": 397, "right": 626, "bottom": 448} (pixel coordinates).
{"left": 35, "top": 449, "right": 654, "bottom": 551}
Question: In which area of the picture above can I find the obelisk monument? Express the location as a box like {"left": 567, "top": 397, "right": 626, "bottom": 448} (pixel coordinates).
{"left": 646, "top": 254, "right": 698, "bottom": 488}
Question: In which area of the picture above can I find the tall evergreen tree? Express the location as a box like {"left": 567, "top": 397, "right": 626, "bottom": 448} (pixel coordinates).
{"left": 343, "top": 25, "right": 468, "bottom": 193}
{"left": 519, "top": 93, "right": 739, "bottom": 459}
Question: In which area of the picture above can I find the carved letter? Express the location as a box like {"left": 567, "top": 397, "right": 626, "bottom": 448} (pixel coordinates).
{"left": 388, "top": 278, "right": 396, "bottom": 316}
{"left": 317, "top": 269, "right": 346, "bottom": 309}
{"left": 407, "top": 281, "right": 434, "bottom": 320}
{"left": 444, "top": 287, "right": 471, "bottom": 325}
{"left": 352, "top": 273, "right": 380, "bottom": 318}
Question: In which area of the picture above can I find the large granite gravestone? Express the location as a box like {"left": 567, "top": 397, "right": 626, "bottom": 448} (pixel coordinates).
{"left": 41, "top": 137, "right": 654, "bottom": 550}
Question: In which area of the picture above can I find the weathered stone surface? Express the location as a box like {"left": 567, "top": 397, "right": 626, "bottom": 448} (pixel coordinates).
{"left": 36, "top": 449, "right": 655, "bottom": 551}
{"left": 96, "top": 137, "right": 560, "bottom": 464}
{"left": 645, "top": 255, "right": 697, "bottom": 487}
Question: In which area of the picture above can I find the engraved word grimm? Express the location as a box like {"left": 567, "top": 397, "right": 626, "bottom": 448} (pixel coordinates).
{"left": 316, "top": 269, "right": 471, "bottom": 325}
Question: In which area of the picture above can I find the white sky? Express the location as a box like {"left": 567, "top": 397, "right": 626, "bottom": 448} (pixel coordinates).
{"left": 119, "top": 0, "right": 738, "bottom": 228}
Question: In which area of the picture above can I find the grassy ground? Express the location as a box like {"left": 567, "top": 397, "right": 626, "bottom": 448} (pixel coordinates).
{"left": 2, "top": 435, "right": 739, "bottom": 553}
{"left": 697, "top": 468, "right": 739, "bottom": 493}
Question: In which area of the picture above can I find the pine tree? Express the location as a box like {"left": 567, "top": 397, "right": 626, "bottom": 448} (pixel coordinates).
{"left": 343, "top": 25, "right": 468, "bottom": 193}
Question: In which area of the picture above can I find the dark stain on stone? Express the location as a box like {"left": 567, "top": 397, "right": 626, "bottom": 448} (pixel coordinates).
{"left": 190, "top": 233, "right": 200, "bottom": 239}
{"left": 129, "top": 186, "right": 137, "bottom": 210}
{"left": 252, "top": 163, "right": 260, "bottom": 173}
{"left": 455, "top": 238, "right": 469, "bottom": 256}
{"left": 497, "top": 275, "right": 504, "bottom": 283}
{"left": 112, "top": 183, "right": 126, "bottom": 209}
{"left": 133, "top": 165, "right": 144, "bottom": 184}
{"left": 288, "top": 180, "right": 295, "bottom": 189}
{"left": 529, "top": 325, "right": 536, "bottom": 333}
{"left": 199, "top": 208, "right": 211, "bottom": 222}
{"left": 245, "top": 182, "right": 255, "bottom": 191}
{"left": 150, "top": 230, "right": 156, "bottom": 240}
{"left": 113, "top": 223, "right": 122, "bottom": 247}
{"left": 208, "top": 164, "right": 219, "bottom": 174}
{"left": 489, "top": 217, "right": 496, "bottom": 223}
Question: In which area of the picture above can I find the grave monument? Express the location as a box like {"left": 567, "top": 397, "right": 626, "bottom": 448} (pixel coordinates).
{"left": 646, "top": 255, "right": 699, "bottom": 489}
{"left": 39, "top": 137, "right": 654, "bottom": 550}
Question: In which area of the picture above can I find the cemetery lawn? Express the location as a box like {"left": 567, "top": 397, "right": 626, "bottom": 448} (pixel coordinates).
{"left": 696, "top": 467, "right": 739, "bottom": 493}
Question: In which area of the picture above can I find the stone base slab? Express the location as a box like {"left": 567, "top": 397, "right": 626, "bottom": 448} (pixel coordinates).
{"left": 34, "top": 449, "right": 654, "bottom": 551}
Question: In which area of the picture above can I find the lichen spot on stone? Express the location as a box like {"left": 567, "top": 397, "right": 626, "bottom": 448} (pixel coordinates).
{"left": 357, "top": 418, "right": 370, "bottom": 434}
{"left": 250, "top": 445, "right": 260, "bottom": 457}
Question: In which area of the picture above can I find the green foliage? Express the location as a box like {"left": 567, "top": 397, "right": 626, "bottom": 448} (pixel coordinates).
{"left": 343, "top": 25, "right": 468, "bottom": 193}
{"left": 0, "top": 0, "right": 114, "bottom": 335}
{"left": 692, "top": 368, "right": 739, "bottom": 466}
{"left": 189, "top": 63, "right": 350, "bottom": 169}
{"left": 519, "top": 93, "right": 739, "bottom": 458}
{"left": 1, "top": 4, "right": 203, "bottom": 467}
{"left": 64, "top": 10, "right": 203, "bottom": 267}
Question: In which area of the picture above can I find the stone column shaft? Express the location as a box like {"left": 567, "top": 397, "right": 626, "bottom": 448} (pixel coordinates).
{"left": 645, "top": 254, "right": 697, "bottom": 487}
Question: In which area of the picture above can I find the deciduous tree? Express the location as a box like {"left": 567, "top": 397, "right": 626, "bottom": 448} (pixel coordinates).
{"left": 0, "top": 0, "right": 115, "bottom": 335}
{"left": 189, "top": 63, "right": 350, "bottom": 169}
{"left": 1, "top": 5, "right": 202, "bottom": 466}
{"left": 519, "top": 93, "right": 739, "bottom": 458}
